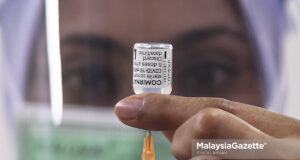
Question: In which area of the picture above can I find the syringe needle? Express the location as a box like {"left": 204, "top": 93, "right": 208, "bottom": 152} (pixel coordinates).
{"left": 142, "top": 132, "right": 155, "bottom": 160}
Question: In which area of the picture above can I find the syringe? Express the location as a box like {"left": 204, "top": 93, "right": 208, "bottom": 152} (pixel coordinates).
{"left": 142, "top": 131, "right": 155, "bottom": 160}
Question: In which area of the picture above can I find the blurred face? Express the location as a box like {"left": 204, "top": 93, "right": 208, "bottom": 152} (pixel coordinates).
{"left": 28, "top": 0, "right": 263, "bottom": 107}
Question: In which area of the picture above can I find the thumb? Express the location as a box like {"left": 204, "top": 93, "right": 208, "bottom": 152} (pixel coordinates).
{"left": 114, "top": 93, "right": 221, "bottom": 130}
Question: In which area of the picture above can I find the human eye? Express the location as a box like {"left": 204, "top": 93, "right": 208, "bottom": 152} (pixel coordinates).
{"left": 176, "top": 53, "right": 238, "bottom": 96}
{"left": 62, "top": 64, "right": 117, "bottom": 106}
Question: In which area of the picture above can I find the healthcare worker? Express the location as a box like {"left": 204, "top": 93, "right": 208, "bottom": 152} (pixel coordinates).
{"left": 1, "top": 0, "right": 300, "bottom": 159}
{"left": 114, "top": 1, "right": 300, "bottom": 159}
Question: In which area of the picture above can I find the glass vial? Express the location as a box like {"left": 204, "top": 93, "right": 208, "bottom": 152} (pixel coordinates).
{"left": 133, "top": 43, "right": 173, "bottom": 94}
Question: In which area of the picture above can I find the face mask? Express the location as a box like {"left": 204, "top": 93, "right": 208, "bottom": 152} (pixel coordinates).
{"left": 16, "top": 103, "right": 175, "bottom": 160}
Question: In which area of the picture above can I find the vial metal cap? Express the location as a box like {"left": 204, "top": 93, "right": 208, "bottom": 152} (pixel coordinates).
{"left": 134, "top": 43, "right": 173, "bottom": 50}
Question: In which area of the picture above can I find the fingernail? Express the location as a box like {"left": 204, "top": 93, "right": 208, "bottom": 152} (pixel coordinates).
{"left": 115, "top": 96, "right": 143, "bottom": 121}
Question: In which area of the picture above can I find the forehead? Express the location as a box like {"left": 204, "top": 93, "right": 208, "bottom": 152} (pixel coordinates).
{"left": 60, "top": 0, "right": 243, "bottom": 46}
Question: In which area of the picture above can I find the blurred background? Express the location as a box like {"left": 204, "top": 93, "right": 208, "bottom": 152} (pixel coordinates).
{"left": 0, "top": 0, "right": 300, "bottom": 160}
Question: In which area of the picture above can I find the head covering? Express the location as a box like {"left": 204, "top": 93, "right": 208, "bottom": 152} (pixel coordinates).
{"left": 0, "top": 0, "right": 44, "bottom": 118}
{"left": 239, "top": 0, "right": 287, "bottom": 113}
{"left": 0, "top": 0, "right": 289, "bottom": 115}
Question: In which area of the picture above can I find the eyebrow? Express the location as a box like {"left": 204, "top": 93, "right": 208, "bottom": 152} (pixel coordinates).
{"left": 173, "top": 27, "right": 247, "bottom": 50}
{"left": 60, "top": 27, "right": 246, "bottom": 54}
{"left": 60, "top": 34, "right": 127, "bottom": 56}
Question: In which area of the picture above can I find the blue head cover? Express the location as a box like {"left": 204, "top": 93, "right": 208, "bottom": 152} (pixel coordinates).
{"left": 240, "top": 0, "right": 287, "bottom": 112}
{"left": 0, "top": 0, "right": 289, "bottom": 114}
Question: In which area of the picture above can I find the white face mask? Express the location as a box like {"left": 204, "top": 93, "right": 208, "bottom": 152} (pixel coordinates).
{"left": 16, "top": 103, "right": 175, "bottom": 160}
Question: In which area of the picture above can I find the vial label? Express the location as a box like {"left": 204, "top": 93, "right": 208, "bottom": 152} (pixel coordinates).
{"left": 133, "top": 48, "right": 172, "bottom": 88}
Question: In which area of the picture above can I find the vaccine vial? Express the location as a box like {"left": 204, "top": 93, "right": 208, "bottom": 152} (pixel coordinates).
{"left": 133, "top": 43, "right": 173, "bottom": 94}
